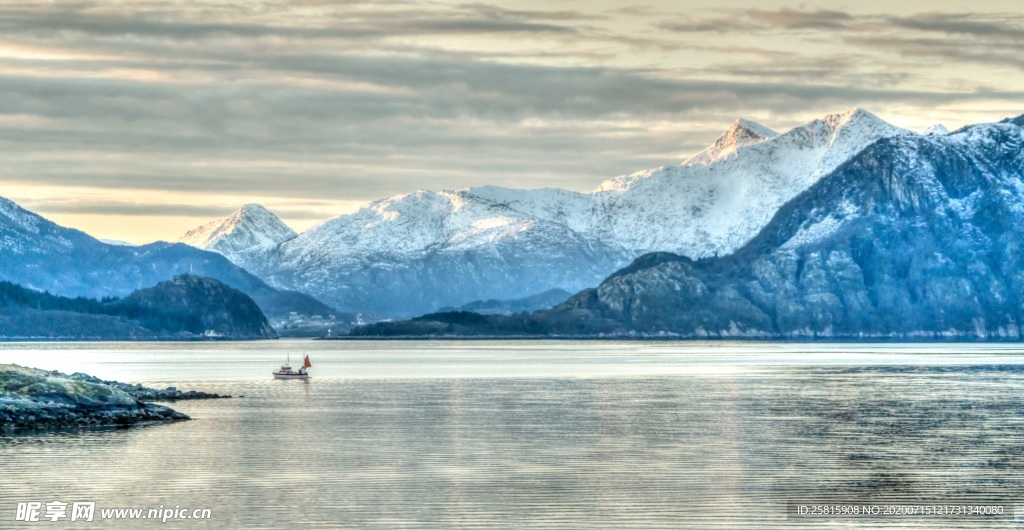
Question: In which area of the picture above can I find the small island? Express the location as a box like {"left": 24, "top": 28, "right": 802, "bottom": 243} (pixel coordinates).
{"left": 0, "top": 364, "right": 228, "bottom": 432}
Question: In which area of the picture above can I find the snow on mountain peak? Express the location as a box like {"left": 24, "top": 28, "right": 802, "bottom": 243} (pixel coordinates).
{"left": 0, "top": 196, "right": 46, "bottom": 235}
{"left": 796, "top": 108, "right": 893, "bottom": 146}
{"left": 177, "top": 108, "right": 928, "bottom": 315}
{"left": 924, "top": 124, "right": 950, "bottom": 136}
{"left": 178, "top": 204, "right": 297, "bottom": 257}
{"left": 684, "top": 118, "right": 778, "bottom": 166}
{"left": 598, "top": 108, "right": 911, "bottom": 194}
{"left": 239, "top": 203, "right": 272, "bottom": 215}
{"left": 294, "top": 108, "right": 915, "bottom": 265}
{"left": 830, "top": 106, "right": 873, "bottom": 124}
{"left": 99, "top": 239, "right": 135, "bottom": 247}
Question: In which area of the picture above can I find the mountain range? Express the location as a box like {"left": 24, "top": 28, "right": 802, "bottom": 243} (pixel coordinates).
{"left": 353, "top": 113, "right": 1024, "bottom": 338}
{"left": 0, "top": 198, "right": 331, "bottom": 318}
{"left": 178, "top": 108, "right": 918, "bottom": 316}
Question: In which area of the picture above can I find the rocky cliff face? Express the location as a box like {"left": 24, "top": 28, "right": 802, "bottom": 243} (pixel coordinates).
{"left": 554, "top": 115, "right": 1024, "bottom": 339}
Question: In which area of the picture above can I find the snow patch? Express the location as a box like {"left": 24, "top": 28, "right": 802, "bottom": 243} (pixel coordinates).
{"left": 99, "top": 239, "right": 135, "bottom": 247}
{"left": 781, "top": 202, "right": 860, "bottom": 250}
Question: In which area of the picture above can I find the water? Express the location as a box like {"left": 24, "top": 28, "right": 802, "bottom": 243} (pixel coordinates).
{"left": 3, "top": 340, "right": 1024, "bottom": 528}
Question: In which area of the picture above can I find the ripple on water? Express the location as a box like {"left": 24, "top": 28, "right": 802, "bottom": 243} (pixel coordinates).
{"left": 3, "top": 343, "right": 1024, "bottom": 528}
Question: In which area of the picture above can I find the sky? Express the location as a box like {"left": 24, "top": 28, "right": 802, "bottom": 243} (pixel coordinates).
{"left": 2, "top": 0, "right": 1023, "bottom": 243}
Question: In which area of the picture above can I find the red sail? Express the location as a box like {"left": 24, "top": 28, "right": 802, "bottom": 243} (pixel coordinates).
{"left": 303, "top": 355, "right": 312, "bottom": 368}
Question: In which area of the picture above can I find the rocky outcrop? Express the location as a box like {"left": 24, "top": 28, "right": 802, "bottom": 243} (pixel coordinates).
{"left": 63, "top": 372, "right": 231, "bottom": 401}
{"left": 0, "top": 365, "right": 191, "bottom": 432}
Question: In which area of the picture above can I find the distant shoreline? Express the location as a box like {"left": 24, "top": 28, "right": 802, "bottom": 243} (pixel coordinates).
{"left": 0, "top": 337, "right": 277, "bottom": 343}
{"left": 319, "top": 335, "right": 1024, "bottom": 343}
{"left": 2, "top": 336, "right": 1022, "bottom": 344}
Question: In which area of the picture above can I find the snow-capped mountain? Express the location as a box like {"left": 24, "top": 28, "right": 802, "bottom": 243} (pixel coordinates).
{"left": 541, "top": 113, "right": 1024, "bottom": 338}
{"left": 683, "top": 118, "right": 778, "bottom": 166}
{"left": 258, "top": 187, "right": 633, "bottom": 316}
{"left": 187, "top": 108, "right": 916, "bottom": 316}
{"left": 178, "top": 204, "right": 296, "bottom": 272}
{"left": 0, "top": 196, "right": 330, "bottom": 317}
{"left": 588, "top": 108, "right": 913, "bottom": 255}
{"left": 1, "top": 195, "right": 97, "bottom": 256}
{"left": 923, "top": 124, "right": 950, "bottom": 136}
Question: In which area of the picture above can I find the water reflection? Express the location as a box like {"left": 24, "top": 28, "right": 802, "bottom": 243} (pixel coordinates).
{"left": 2, "top": 343, "right": 1024, "bottom": 528}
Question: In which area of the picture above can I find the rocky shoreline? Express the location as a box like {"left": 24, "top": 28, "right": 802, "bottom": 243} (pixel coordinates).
{"left": 1, "top": 364, "right": 228, "bottom": 433}
{"left": 63, "top": 372, "right": 232, "bottom": 401}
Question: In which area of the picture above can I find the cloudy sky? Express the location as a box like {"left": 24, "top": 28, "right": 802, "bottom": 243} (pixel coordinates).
{"left": 2, "top": 0, "right": 1022, "bottom": 242}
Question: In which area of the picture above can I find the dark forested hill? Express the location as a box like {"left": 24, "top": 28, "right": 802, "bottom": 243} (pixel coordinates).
{"left": 0, "top": 275, "right": 276, "bottom": 340}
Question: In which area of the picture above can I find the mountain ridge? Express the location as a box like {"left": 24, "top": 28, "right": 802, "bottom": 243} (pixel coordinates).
{"left": 347, "top": 113, "right": 1024, "bottom": 338}
{"left": 0, "top": 197, "right": 332, "bottom": 318}
{"left": 552, "top": 116, "right": 1024, "bottom": 338}
{"left": 176, "top": 108, "right": 915, "bottom": 316}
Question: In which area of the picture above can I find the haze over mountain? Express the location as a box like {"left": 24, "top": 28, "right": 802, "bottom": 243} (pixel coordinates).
{"left": 180, "top": 108, "right": 915, "bottom": 316}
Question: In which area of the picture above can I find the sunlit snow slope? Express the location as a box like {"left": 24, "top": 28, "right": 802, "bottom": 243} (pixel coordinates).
{"left": 182, "top": 108, "right": 915, "bottom": 315}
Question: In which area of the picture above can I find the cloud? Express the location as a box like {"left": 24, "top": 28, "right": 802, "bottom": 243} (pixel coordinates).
{"left": 4, "top": 57, "right": 1021, "bottom": 204}
{"left": 747, "top": 8, "right": 854, "bottom": 29}
{"left": 16, "top": 199, "right": 239, "bottom": 218}
{"left": 657, "top": 17, "right": 751, "bottom": 33}
{"left": 659, "top": 7, "right": 854, "bottom": 33}
{"left": 1, "top": 0, "right": 1023, "bottom": 242}
{"left": 0, "top": 2, "right": 584, "bottom": 43}
{"left": 14, "top": 196, "right": 336, "bottom": 222}
{"left": 843, "top": 35, "right": 1024, "bottom": 71}
{"left": 885, "top": 12, "right": 1024, "bottom": 41}
{"left": 658, "top": 7, "right": 1021, "bottom": 39}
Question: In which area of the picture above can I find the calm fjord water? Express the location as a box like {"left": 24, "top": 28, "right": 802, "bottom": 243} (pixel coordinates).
{"left": 3, "top": 340, "right": 1024, "bottom": 528}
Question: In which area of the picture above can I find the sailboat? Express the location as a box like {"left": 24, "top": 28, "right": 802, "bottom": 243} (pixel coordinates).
{"left": 272, "top": 353, "right": 312, "bottom": 380}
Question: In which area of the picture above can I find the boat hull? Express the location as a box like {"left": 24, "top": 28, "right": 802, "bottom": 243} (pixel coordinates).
{"left": 272, "top": 372, "right": 310, "bottom": 380}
